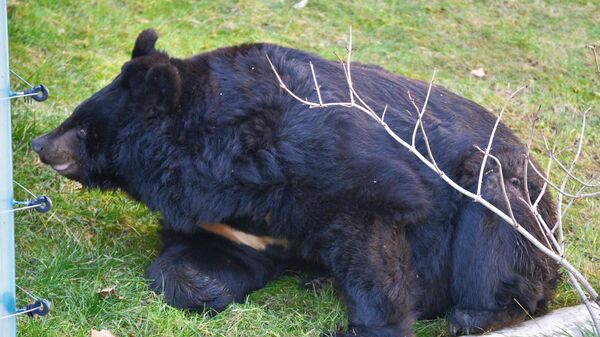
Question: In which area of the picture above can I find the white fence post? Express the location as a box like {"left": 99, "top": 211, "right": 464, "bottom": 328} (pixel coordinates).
{"left": 0, "top": 0, "right": 17, "bottom": 336}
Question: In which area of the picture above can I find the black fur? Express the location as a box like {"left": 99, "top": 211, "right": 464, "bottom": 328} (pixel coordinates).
{"left": 32, "top": 30, "right": 560, "bottom": 337}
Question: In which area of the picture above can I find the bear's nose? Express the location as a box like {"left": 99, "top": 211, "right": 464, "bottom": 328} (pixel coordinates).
{"left": 31, "top": 136, "right": 47, "bottom": 153}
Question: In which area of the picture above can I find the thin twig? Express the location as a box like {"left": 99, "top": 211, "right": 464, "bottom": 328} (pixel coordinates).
{"left": 310, "top": 62, "right": 323, "bottom": 106}
{"left": 588, "top": 45, "right": 600, "bottom": 77}
{"left": 533, "top": 142, "right": 555, "bottom": 209}
{"left": 556, "top": 107, "right": 591, "bottom": 251}
{"left": 381, "top": 104, "right": 388, "bottom": 123}
{"left": 550, "top": 153, "right": 600, "bottom": 188}
{"left": 347, "top": 26, "right": 354, "bottom": 105}
{"left": 520, "top": 107, "right": 559, "bottom": 251}
{"left": 528, "top": 160, "right": 600, "bottom": 199}
{"left": 474, "top": 145, "right": 519, "bottom": 228}
{"left": 560, "top": 174, "right": 600, "bottom": 220}
{"left": 406, "top": 72, "right": 442, "bottom": 173}
{"left": 522, "top": 106, "right": 540, "bottom": 207}
{"left": 476, "top": 85, "right": 528, "bottom": 197}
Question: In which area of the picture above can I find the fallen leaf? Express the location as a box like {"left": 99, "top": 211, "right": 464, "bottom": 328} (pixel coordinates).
{"left": 98, "top": 286, "right": 115, "bottom": 298}
{"left": 293, "top": 0, "right": 308, "bottom": 9}
{"left": 91, "top": 329, "right": 117, "bottom": 337}
{"left": 470, "top": 68, "right": 486, "bottom": 78}
{"left": 97, "top": 286, "right": 125, "bottom": 300}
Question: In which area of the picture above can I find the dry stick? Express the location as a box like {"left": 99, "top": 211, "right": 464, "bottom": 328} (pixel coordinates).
{"left": 476, "top": 85, "right": 528, "bottom": 197}
{"left": 265, "top": 40, "right": 599, "bottom": 306}
{"left": 589, "top": 45, "right": 600, "bottom": 76}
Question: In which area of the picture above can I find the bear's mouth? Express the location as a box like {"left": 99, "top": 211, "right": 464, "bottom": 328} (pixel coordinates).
{"left": 50, "top": 160, "right": 80, "bottom": 179}
{"left": 52, "top": 162, "right": 72, "bottom": 172}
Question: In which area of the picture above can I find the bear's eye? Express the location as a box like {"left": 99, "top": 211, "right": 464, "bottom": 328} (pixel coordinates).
{"left": 77, "top": 128, "right": 87, "bottom": 140}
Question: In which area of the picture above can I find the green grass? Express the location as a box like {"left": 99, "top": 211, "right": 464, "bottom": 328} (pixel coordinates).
{"left": 6, "top": 0, "right": 599, "bottom": 336}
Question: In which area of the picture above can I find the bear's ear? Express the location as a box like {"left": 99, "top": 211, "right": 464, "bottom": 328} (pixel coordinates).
{"left": 144, "top": 63, "right": 182, "bottom": 116}
{"left": 132, "top": 29, "right": 159, "bottom": 59}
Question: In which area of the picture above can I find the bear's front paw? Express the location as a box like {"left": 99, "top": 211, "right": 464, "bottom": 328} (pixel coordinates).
{"left": 448, "top": 308, "right": 496, "bottom": 336}
{"left": 146, "top": 260, "right": 234, "bottom": 313}
{"left": 322, "top": 327, "right": 415, "bottom": 337}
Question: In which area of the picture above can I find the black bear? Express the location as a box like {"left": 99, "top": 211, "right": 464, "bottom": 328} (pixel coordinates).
{"left": 32, "top": 30, "right": 559, "bottom": 337}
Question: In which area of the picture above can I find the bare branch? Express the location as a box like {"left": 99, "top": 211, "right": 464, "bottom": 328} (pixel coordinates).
{"left": 266, "top": 31, "right": 600, "bottom": 311}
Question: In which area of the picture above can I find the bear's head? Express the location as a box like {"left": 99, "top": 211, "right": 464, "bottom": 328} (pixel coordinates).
{"left": 32, "top": 29, "right": 182, "bottom": 189}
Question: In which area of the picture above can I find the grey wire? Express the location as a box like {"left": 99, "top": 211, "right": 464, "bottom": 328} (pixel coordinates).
{"left": 13, "top": 180, "right": 37, "bottom": 198}
{"left": 16, "top": 285, "right": 39, "bottom": 301}
{"left": 0, "top": 92, "right": 39, "bottom": 101}
{"left": 0, "top": 204, "right": 40, "bottom": 215}
{"left": 0, "top": 305, "right": 41, "bottom": 321}
{"left": 9, "top": 69, "right": 34, "bottom": 88}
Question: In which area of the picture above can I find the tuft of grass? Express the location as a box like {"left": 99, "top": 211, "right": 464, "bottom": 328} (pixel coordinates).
{"left": 7, "top": 1, "right": 599, "bottom": 336}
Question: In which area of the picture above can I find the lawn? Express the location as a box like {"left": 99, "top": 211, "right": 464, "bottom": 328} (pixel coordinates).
{"left": 6, "top": 1, "right": 599, "bottom": 336}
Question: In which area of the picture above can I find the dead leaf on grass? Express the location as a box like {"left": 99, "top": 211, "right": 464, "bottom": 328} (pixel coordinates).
{"left": 470, "top": 68, "right": 486, "bottom": 78}
{"left": 293, "top": 0, "right": 308, "bottom": 9}
{"left": 97, "top": 286, "right": 125, "bottom": 300}
{"left": 91, "top": 329, "right": 117, "bottom": 337}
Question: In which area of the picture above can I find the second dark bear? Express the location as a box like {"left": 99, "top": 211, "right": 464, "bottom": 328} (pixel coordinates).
{"left": 32, "top": 30, "right": 559, "bottom": 337}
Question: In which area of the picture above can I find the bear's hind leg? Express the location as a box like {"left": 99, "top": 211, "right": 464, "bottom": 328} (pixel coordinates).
{"left": 318, "top": 215, "right": 417, "bottom": 337}
{"left": 146, "top": 228, "right": 285, "bottom": 312}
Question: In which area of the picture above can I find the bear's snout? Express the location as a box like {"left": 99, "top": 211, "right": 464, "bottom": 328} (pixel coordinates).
{"left": 31, "top": 135, "right": 48, "bottom": 153}
{"left": 32, "top": 128, "right": 82, "bottom": 180}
